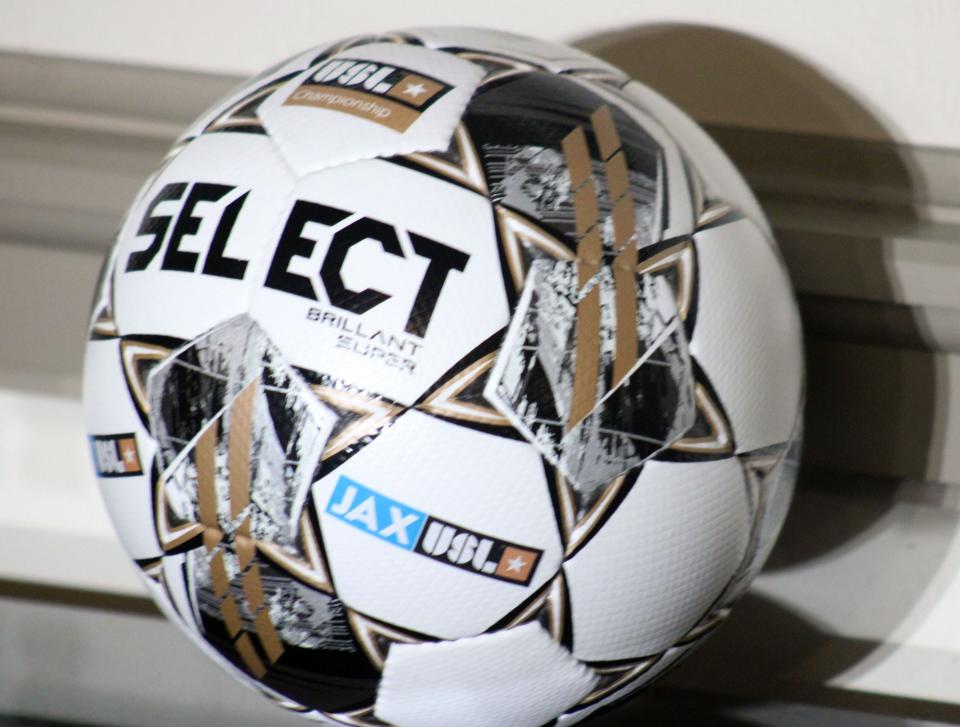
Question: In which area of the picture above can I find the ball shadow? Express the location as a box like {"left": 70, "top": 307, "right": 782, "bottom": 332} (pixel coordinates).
{"left": 570, "top": 23, "right": 954, "bottom": 722}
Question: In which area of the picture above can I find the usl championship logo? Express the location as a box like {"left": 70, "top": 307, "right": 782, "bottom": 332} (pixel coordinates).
{"left": 326, "top": 476, "right": 542, "bottom": 586}
{"left": 285, "top": 59, "right": 453, "bottom": 132}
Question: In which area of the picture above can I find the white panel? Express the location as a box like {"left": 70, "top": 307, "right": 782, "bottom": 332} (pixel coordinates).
{"left": 564, "top": 457, "right": 749, "bottom": 660}
{"left": 406, "top": 26, "right": 626, "bottom": 79}
{"left": 112, "top": 133, "right": 296, "bottom": 339}
{"left": 250, "top": 158, "right": 508, "bottom": 406}
{"left": 314, "top": 411, "right": 561, "bottom": 639}
{"left": 177, "top": 45, "right": 329, "bottom": 143}
{"left": 82, "top": 338, "right": 161, "bottom": 560}
{"left": 690, "top": 217, "right": 803, "bottom": 453}
{"left": 375, "top": 622, "right": 597, "bottom": 727}
{"left": 620, "top": 80, "right": 770, "bottom": 233}
{"left": 258, "top": 43, "right": 484, "bottom": 175}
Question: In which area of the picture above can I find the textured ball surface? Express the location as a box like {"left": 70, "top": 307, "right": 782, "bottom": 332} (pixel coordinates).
{"left": 83, "top": 27, "right": 804, "bottom": 726}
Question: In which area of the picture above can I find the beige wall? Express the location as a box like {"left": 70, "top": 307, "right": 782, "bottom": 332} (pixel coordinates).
{"left": 1, "top": 0, "right": 959, "bottom": 147}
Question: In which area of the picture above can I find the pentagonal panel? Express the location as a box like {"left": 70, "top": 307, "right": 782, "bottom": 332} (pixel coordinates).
{"left": 564, "top": 457, "right": 749, "bottom": 661}
{"left": 375, "top": 623, "right": 597, "bottom": 727}
{"left": 689, "top": 217, "right": 803, "bottom": 453}
{"left": 258, "top": 43, "right": 484, "bottom": 175}
{"left": 314, "top": 410, "right": 563, "bottom": 639}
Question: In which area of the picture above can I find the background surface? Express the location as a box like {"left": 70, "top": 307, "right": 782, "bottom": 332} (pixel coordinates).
{"left": 1, "top": 3, "right": 958, "bottom": 725}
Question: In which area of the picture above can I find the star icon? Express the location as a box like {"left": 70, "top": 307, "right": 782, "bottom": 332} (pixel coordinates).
{"left": 506, "top": 555, "right": 527, "bottom": 573}
{"left": 402, "top": 81, "right": 428, "bottom": 99}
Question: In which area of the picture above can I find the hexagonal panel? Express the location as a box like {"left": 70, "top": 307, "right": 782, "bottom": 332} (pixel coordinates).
{"left": 248, "top": 158, "right": 509, "bottom": 407}
{"left": 313, "top": 410, "right": 563, "bottom": 639}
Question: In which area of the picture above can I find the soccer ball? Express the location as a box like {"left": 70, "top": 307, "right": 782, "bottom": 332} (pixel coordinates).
{"left": 83, "top": 27, "right": 803, "bottom": 727}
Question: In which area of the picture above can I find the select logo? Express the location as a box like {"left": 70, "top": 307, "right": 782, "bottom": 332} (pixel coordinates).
{"left": 326, "top": 476, "right": 542, "bottom": 586}
{"left": 90, "top": 433, "right": 143, "bottom": 477}
{"left": 284, "top": 59, "right": 453, "bottom": 132}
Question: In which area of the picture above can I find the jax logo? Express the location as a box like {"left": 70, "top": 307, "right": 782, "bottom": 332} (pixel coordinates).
{"left": 326, "top": 476, "right": 542, "bottom": 586}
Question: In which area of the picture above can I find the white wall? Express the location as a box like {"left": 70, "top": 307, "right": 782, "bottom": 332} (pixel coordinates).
{"left": 1, "top": 0, "right": 958, "bottom": 148}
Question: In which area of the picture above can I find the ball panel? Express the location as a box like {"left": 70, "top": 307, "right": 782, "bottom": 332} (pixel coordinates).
{"left": 563, "top": 457, "right": 750, "bottom": 661}
{"left": 375, "top": 622, "right": 598, "bottom": 727}
{"left": 314, "top": 410, "right": 563, "bottom": 640}
{"left": 404, "top": 26, "right": 629, "bottom": 82}
{"left": 257, "top": 43, "right": 485, "bottom": 176}
{"left": 724, "top": 412, "right": 803, "bottom": 603}
{"left": 619, "top": 80, "right": 770, "bottom": 234}
{"left": 571, "top": 77, "right": 697, "bottom": 241}
{"left": 176, "top": 45, "right": 332, "bottom": 145}
{"left": 555, "top": 644, "right": 691, "bottom": 725}
{"left": 248, "top": 158, "right": 508, "bottom": 408}
{"left": 83, "top": 337, "right": 160, "bottom": 559}
{"left": 111, "top": 133, "right": 296, "bottom": 340}
{"left": 689, "top": 217, "right": 803, "bottom": 453}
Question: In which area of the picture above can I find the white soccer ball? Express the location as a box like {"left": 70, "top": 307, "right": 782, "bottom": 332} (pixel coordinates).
{"left": 83, "top": 27, "right": 804, "bottom": 726}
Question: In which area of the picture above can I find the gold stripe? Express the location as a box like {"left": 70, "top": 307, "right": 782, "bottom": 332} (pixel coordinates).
{"left": 254, "top": 611, "right": 285, "bottom": 663}
{"left": 568, "top": 285, "right": 601, "bottom": 430}
{"left": 577, "top": 228, "right": 602, "bottom": 289}
{"left": 590, "top": 105, "right": 620, "bottom": 160}
{"left": 573, "top": 179, "right": 599, "bottom": 235}
{"left": 202, "top": 529, "right": 222, "bottom": 552}
{"left": 611, "top": 196, "right": 635, "bottom": 251}
{"left": 604, "top": 150, "right": 630, "bottom": 200}
{"left": 561, "top": 125, "right": 592, "bottom": 190}
{"left": 210, "top": 551, "right": 230, "bottom": 598}
{"left": 195, "top": 419, "right": 218, "bottom": 535}
{"left": 228, "top": 379, "right": 257, "bottom": 520}
{"left": 220, "top": 595, "right": 243, "bottom": 638}
{"left": 236, "top": 516, "right": 255, "bottom": 570}
{"left": 235, "top": 632, "right": 267, "bottom": 679}
{"left": 613, "top": 240, "right": 639, "bottom": 385}
{"left": 243, "top": 565, "right": 266, "bottom": 612}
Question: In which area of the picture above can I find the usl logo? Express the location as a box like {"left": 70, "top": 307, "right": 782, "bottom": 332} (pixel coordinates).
{"left": 326, "top": 476, "right": 542, "bottom": 586}
{"left": 90, "top": 433, "right": 143, "bottom": 477}
{"left": 284, "top": 59, "right": 453, "bottom": 132}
